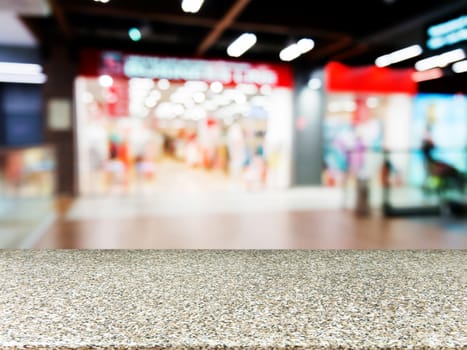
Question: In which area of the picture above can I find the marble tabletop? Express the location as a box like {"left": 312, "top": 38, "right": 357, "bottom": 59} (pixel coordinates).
{"left": 0, "top": 250, "right": 465, "bottom": 350}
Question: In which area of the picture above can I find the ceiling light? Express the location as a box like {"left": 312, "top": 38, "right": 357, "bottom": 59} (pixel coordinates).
{"left": 279, "top": 38, "right": 315, "bottom": 61}
{"left": 415, "top": 56, "right": 442, "bottom": 71}
{"left": 439, "top": 48, "right": 466, "bottom": 66}
{"left": 297, "top": 38, "right": 315, "bottom": 54}
{"left": 0, "top": 73, "right": 47, "bottom": 84}
{"left": 375, "top": 44, "right": 423, "bottom": 67}
{"left": 227, "top": 33, "right": 257, "bottom": 58}
{"left": 415, "top": 48, "right": 465, "bottom": 71}
{"left": 0, "top": 62, "right": 43, "bottom": 74}
{"left": 93, "top": 0, "right": 110, "bottom": 3}
{"left": 128, "top": 27, "right": 142, "bottom": 42}
{"left": 181, "top": 0, "right": 204, "bottom": 13}
{"left": 0, "top": 62, "right": 47, "bottom": 84}
{"left": 452, "top": 59, "right": 467, "bottom": 73}
{"left": 426, "top": 15, "right": 467, "bottom": 50}
{"left": 279, "top": 44, "right": 301, "bottom": 61}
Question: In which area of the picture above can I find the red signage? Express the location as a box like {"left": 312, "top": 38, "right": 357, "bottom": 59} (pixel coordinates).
{"left": 325, "top": 61, "right": 417, "bottom": 94}
{"left": 79, "top": 49, "right": 294, "bottom": 88}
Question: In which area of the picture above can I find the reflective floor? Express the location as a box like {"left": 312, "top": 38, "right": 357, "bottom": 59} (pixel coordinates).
{"left": 2, "top": 157, "right": 466, "bottom": 249}
{"left": 33, "top": 188, "right": 467, "bottom": 249}
{"left": 0, "top": 197, "right": 56, "bottom": 248}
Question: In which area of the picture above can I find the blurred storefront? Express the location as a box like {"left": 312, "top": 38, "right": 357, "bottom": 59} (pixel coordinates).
{"left": 75, "top": 50, "right": 295, "bottom": 195}
{"left": 320, "top": 62, "right": 467, "bottom": 209}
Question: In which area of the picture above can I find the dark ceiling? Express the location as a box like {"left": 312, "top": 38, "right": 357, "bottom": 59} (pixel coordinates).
{"left": 22, "top": 0, "right": 467, "bottom": 92}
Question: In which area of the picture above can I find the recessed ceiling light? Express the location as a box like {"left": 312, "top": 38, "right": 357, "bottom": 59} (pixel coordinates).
{"left": 375, "top": 44, "right": 423, "bottom": 67}
{"left": 279, "top": 38, "right": 315, "bottom": 61}
{"left": 181, "top": 0, "right": 204, "bottom": 13}
{"left": 452, "top": 59, "right": 467, "bottom": 73}
{"left": 128, "top": 27, "right": 142, "bottom": 42}
{"left": 227, "top": 33, "right": 257, "bottom": 57}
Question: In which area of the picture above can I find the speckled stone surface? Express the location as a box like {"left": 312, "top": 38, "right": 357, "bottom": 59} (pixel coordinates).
{"left": 0, "top": 250, "right": 465, "bottom": 350}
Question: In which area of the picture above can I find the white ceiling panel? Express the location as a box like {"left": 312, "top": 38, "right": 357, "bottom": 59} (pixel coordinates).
{"left": 0, "top": 0, "right": 50, "bottom": 16}
{"left": 0, "top": 12, "right": 37, "bottom": 47}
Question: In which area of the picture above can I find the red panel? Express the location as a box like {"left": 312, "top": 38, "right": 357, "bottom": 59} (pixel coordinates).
{"left": 106, "top": 78, "right": 129, "bottom": 117}
{"left": 325, "top": 61, "right": 417, "bottom": 94}
{"left": 78, "top": 48, "right": 102, "bottom": 77}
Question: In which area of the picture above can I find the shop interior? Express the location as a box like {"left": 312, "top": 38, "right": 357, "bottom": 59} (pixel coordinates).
{"left": 322, "top": 92, "right": 467, "bottom": 209}
{"left": 75, "top": 76, "right": 293, "bottom": 195}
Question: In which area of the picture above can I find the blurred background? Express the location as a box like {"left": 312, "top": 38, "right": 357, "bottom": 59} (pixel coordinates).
{"left": 0, "top": 0, "right": 466, "bottom": 249}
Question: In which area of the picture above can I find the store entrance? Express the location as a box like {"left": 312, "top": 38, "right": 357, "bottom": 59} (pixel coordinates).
{"left": 75, "top": 77, "right": 292, "bottom": 195}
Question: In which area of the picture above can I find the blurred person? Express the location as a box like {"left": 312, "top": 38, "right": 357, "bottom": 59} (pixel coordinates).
{"left": 105, "top": 132, "right": 130, "bottom": 194}
{"left": 380, "top": 157, "right": 402, "bottom": 188}
{"left": 86, "top": 119, "right": 108, "bottom": 193}
{"left": 213, "top": 142, "right": 229, "bottom": 173}
{"left": 243, "top": 145, "right": 266, "bottom": 191}
{"left": 226, "top": 121, "right": 246, "bottom": 179}
{"left": 322, "top": 162, "right": 337, "bottom": 187}
{"left": 349, "top": 135, "right": 366, "bottom": 178}
{"left": 134, "top": 152, "right": 156, "bottom": 185}
{"left": 421, "top": 137, "right": 466, "bottom": 194}
{"left": 185, "top": 133, "right": 201, "bottom": 167}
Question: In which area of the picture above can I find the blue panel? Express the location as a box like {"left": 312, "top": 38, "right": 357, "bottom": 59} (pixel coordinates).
{"left": 0, "top": 83, "right": 43, "bottom": 147}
